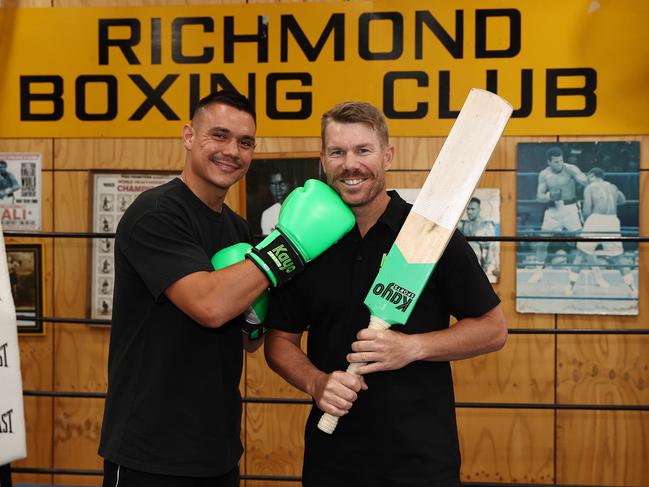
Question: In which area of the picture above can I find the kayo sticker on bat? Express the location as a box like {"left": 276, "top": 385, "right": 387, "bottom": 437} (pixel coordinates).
{"left": 317, "top": 88, "right": 513, "bottom": 434}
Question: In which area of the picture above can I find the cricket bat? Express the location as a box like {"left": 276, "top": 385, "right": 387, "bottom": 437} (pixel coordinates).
{"left": 317, "top": 88, "right": 513, "bottom": 434}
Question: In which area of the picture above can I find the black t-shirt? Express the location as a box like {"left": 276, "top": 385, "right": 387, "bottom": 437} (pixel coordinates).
{"left": 98, "top": 178, "right": 251, "bottom": 477}
{"left": 265, "top": 191, "right": 500, "bottom": 487}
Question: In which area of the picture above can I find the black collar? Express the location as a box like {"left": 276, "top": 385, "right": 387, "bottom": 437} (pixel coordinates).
{"left": 377, "top": 190, "right": 411, "bottom": 234}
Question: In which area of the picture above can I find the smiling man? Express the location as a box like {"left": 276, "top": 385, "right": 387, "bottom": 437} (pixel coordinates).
{"left": 98, "top": 91, "right": 354, "bottom": 487}
{"left": 264, "top": 101, "right": 507, "bottom": 487}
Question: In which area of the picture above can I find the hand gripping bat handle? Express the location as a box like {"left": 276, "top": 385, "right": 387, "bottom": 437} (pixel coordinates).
{"left": 317, "top": 315, "right": 391, "bottom": 434}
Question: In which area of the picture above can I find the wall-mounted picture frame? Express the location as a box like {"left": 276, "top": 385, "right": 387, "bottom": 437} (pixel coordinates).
{"left": 516, "top": 141, "right": 640, "bottom": 315}
{"left": 245, "top": 153, "right": 323, "bottom": 243}
{"left": 458, "top": 188, "right": 501, "bottom": 283}
{"left": 90, "top": 172, "right": 177, "bottom": 320}
{"left": 6, "top": 242, "right": 44, "bottom": 335}
{"left": 0, "top": 152, "right": 42, "bottom": 231}
{"left": 393, "top": 187, "right": 501, "bottom": 283}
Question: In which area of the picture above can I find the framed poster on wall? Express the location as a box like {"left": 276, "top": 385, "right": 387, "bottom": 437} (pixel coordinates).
{"left": 90, "top": 172, "right": 177, "bottom": 320}
{"left": 515, "top": 141, "right": 640, "bottom": 315}
{"left": 393, "top": 187, "right": 501, "bottom": 283}
{"left": 6, "top": 242, "right": 44, "bottom": 334}
{"left": 0, "top": 152, "right": 42, "bottom": 231}
{"left": 245, "top": 154, "right": 323, "bottom": 243}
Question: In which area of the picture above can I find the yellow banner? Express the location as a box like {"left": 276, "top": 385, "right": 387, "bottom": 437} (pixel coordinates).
{"left": 0, "top": 0, "right": 647, "bottom": 137}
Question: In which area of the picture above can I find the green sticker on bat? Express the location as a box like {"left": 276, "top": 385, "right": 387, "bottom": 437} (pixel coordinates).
{"left": 363, "top": 245, "right": 436, "bottom": 326}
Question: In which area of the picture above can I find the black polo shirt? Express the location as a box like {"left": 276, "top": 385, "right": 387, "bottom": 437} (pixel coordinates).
{"left": 266, "top": 191, "right": 500, "bottom": 487}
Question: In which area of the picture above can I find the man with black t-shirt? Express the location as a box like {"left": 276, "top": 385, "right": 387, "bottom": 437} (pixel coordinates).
{"left": 98, "top": 91, "right": 354, "bottom": 487}
{"left": 264, "top": 101, "right": 508, "bottom": 487}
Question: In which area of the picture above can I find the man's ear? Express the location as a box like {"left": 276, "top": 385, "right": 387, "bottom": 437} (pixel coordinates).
{"left": 383, "top": 144, "right": 395, "bottom": 170}
{"left": 182, "top": 124, "right": 194, "bottom": 150}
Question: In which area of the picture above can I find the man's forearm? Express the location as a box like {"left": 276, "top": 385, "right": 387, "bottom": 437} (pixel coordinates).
{"left": 412, "top": 305, "right": 507, "bottom": 362}
{"left": 264, "top": 331, "right": 324, "bottom": 398}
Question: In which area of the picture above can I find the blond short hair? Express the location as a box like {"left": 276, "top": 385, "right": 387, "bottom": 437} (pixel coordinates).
{"left": 321, "top": 101, "right": 389, "bottom": 148}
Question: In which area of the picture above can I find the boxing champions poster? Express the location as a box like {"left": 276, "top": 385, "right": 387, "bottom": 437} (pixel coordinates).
{"left": 90, "top": 172, "right": 175, "bottom": 320}
{"left": 515, "top": 141, "right": 640, "bottom": 315}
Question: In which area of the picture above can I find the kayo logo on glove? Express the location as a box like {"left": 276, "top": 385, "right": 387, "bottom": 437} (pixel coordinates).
{"left": 267, "top": 244, "right": 296, "bottom": 274}
{"left": 372, "top": 282, "right": 415, "bottom": 313}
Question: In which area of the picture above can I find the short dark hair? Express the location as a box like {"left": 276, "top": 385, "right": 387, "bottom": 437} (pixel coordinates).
{"left": 191, "top": 90, "right": 256, "bottom": 123}
{"left": 469, "top": 197, "right": 481, "bottom": 206}
{"left": 546, "top": 146, "right": 563, "bottom": 161}
{"left": 0, "top": 160, "right": 6, "bottom": 167}
{"left": 588, "top": 167, "right": 605, "bottom": 179}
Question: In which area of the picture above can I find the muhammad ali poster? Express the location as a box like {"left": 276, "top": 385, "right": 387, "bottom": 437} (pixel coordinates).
{"left": 516, "top": 141, "right": 640, "bottom": 315}
{"left": 0, "top": 153, "right": 41, "bottom": 231}
{"left": 245, "top": 156, "right": 323, "bottom": 243}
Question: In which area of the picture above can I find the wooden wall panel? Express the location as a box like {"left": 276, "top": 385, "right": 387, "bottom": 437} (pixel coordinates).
{"left": 255, "top": 138, "right": 320, "bottom": 155}
{"left": 557, "top": 336, "right": 649, "bottom": 406}
{"left": 557, "top": 411, "right": 649, "bottom": 486}
{"left": 53, "top": 397, "right": 104, "bottom": 486}
{"left": 54, "top": 138, "right": 184, "bottom": 171}
{"left": 391, "top": 136, "right": 557, "bottom": 171}
{"left": 453, "top": 334, "right": 554, "bottom": 404}
{"left": 0, "top": 139, "right": 53, "bottom": 169}
{"left": 12, "top": 397, "right": 53, "bottom": 485}
{"left": 391, "top": 137, "right": 445, "bottom": 170}
{"left": 457, "top": 408, "right": 555, "bottom": 485}
{"left": 53, "top": 171, "right": 91, "bottom": 314}
{"left": 245, "top": 404, "right": 309, "bottom": 478}
{"left": 51, "top": 171, "right": 109, "bottom": 482}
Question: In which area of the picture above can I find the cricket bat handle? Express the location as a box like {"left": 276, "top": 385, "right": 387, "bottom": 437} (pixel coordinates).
{"left": 317, "top": 315, "right": 391, "bottom": 434}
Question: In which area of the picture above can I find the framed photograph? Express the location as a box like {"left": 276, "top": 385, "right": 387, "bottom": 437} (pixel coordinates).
{"left": 516, "top": 141, "right": 640, "bottom": 315}
{"left": 0, "top": 152, "right": 42, "bottom": 231}
{"left": 393, "top": 187, "right": 501, "bottom": 283}
{"left": 245, "top": 154, "right": 323, "bottom": 243}
{"left": 458, "top": 188, "right": 500, "bottom": 283}
{"left": 6, "top": 243, "right": 44, "bottom": 334}
{"left": 90, "top": 172, "right": 177, "bottom": 320}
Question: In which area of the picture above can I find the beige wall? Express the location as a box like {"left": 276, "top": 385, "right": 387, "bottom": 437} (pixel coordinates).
{"left": 2, "top": 1, "right": 648, "bottom": 486}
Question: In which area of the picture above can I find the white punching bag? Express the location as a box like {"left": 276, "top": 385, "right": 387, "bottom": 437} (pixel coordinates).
{"left": 0, "top": 222, "right": 27, "bottom": 465}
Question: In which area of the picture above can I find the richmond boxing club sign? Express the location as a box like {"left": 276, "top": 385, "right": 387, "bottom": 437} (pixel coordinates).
{"left": 0, "top": 0, "right": 647, "bottom": 137}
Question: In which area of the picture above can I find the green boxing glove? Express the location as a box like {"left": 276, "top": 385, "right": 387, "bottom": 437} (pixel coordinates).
{"left": 247, "top": 179, "right": 355, "bottom": 287}
{"left": 211, "top": 243, "right": 268, "bottom": 340}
